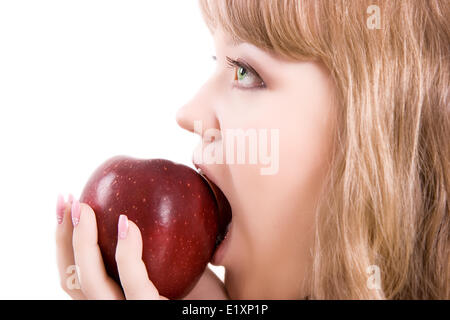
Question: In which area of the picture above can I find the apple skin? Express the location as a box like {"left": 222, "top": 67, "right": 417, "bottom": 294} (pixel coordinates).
{"left": 79, "top": 156, "right": 230, "bottom": 299}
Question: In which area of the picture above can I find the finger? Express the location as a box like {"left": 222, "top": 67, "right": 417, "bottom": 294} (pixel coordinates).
{"left": 115, "top": 215, "right": 163, "bottom": 300}
{"left": 72, "top": 200, "right": 124, "bottom": 300}
{"left": 55, "top": 194, "right": 85, "bottom": 299}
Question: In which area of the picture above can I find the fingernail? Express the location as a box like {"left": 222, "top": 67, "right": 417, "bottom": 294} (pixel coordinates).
{"left": 68, "top": 193, "right": 74, "bottom": 205}
{"left": 118, "top": 215, "right": 129, "bottom": 240}
{"left": 56, "top": 194, "right": 65, "bottom": 224}
{"left": 71, "top": 199, "right": 80, "bottom": 227}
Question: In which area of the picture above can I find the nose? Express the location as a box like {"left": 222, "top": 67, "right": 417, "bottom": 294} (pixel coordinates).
{"left": 176, "top": 81, "right": 221, "bottom": 136}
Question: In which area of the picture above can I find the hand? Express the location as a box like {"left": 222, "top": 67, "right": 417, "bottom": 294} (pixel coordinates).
{"left": 55, "top": 195, "right": 167, "bottom": 300}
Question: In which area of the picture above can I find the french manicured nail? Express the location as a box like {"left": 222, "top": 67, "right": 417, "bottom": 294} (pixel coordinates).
{"left": 67, "top": 193, "right": 74, "bottom": 205}
{"left": 118, "top": 215, "right": 129, "bottom": 240}
{"left": 56, "top": 194, "right": 65, "bottom": 224}
{"left": 71, "top": 199, "right": 80, "bottom": 227}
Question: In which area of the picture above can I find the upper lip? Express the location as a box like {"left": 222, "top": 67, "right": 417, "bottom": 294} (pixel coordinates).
{"left": 193, "top": 160, "right": 211, "bottom": 182}
{"left": 193, "top": 161, "right": 225, "bottom": 202}
{"left": 193, "top": 162, "right": 213, "bottom": 184}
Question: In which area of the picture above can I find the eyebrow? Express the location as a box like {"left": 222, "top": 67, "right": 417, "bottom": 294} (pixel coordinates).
{"left": 212, "top": 30, "right": 243, "bottom": 47}
{"left": 227, "top": 37, "right": 243, "bottom": 46}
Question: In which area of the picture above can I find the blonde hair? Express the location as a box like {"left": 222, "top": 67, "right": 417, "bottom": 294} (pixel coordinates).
{"left": 199, "top": 0, "right": 449, "bottom": 299}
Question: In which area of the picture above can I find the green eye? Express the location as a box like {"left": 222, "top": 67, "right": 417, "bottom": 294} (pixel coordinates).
{"left": 225, "top": 56, "right": 266, "bottom": 89}
{"left": 237, "top": 67, "right": 247, "bottom": 81}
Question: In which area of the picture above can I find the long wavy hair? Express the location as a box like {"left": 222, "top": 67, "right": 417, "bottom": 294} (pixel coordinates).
{"left": 199, "top": 0, "right": 449, "bottom": 299}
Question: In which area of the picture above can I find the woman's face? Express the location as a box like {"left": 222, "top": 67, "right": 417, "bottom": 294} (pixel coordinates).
{"left": 176, "top": 28, "right": 337, "bottom": 299}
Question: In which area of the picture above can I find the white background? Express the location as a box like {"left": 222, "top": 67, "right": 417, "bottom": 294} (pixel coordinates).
{"left": 0, "top": 0, "right": 223, "bottom": 299}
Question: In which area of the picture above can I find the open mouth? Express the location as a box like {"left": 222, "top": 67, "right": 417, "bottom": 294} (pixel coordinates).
{"left": 195, "top": 165, "right": 233, "bottom": 250}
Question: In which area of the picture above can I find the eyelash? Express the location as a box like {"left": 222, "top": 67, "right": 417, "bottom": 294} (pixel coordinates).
{"left": 222, "top": 56, "right": 266, "bottom": 90}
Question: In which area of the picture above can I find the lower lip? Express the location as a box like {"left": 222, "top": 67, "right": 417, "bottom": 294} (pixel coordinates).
{"left": 211, "top": 221, "right": 232, "bottom": 266}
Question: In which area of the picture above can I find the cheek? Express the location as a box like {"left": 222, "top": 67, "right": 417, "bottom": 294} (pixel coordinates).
{"left": 239, "top": 118, "right": 333, "bottom": 265}
{"left": 278, "top": 111, "right": 334, "bottom": 199}
{"left": 220, "top": 121, "right": 332, "bottom": 260}
{"left": 269, "top": 66, "right": 336, "bottom": 201}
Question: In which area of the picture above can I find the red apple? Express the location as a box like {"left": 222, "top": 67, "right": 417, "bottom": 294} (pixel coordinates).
{"left": 79, "top": 156, "right": 231, "bottom": 299}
